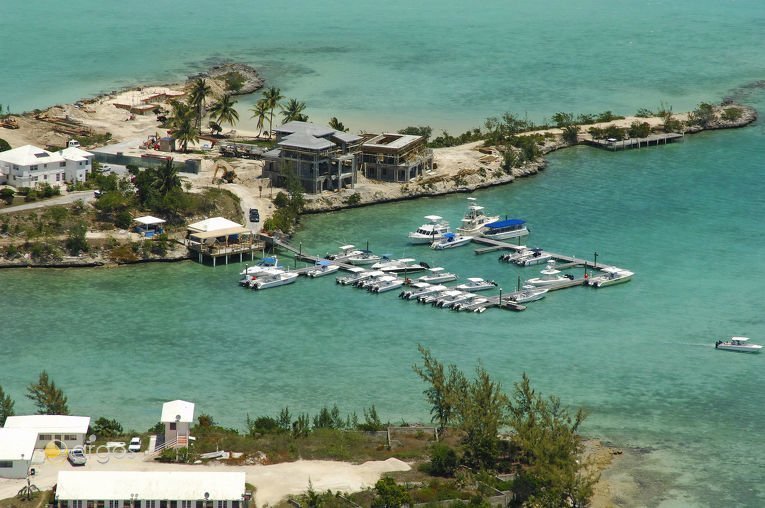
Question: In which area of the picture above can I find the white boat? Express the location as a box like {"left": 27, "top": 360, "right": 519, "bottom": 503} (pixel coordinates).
{"left": 454, "top": 297, "right": 489, "bottom": 311}
{"left": 336, "top": 266, "right": 369, "bottom": 285}
{"left": 511, "top": 285, "right": 548, "bottom": 303}
{"left": 306, "top": 260, "right": 340, "bottom": 278}
{"left": 503, "top": 248, "right": 552, "bottom": 266}
{"left": 354, "top": 271, "right": 387, "bottom": 288}
{"left": 325, "top": 244, "right": 363, "bottom": 262}
{"left": 431, "top": 233, "right": 474, "bottom": 250}
{"left": 252, "top": 271, "right": 299, "bottom": 290}
{"left": 525, "top": 260, "right": 575, "bottom": 287}
{"left": 419, "top": 289, "right": 454, "bottom": 304}
{"left": 434, "top": 291, "right": 475, "bottom": 308}
{"left": 715, "top": 337, "right": 763, "bottom": 353}
{"left": 481, "top": 219, "right": 529, "bottom": 240}
{"left": 587, "top": 267, "right": 634, "bottom": 288}
{"left": 371, "top": 257, "right": 429, "bottom": 273}
{"left": 403, "top": 284, "right": 448, "bottom": 300}
{"left": 408, "top": 215, "right": 451, "bottom": 244}
{"left": 453, "top": 277, "right": 498, "bottom": 292}
{"left": 346, "top": 250, "right": 383, "bottom": 265}
{"left": 239, "top": 256, "right": 283, "bottom": 285}
{"left": 456, "top": 198, "right": 500, "bottom": 236}
{"left": 369, "top": 276, "right": 405, "bottom": 293}
{"left": 410, "top": 267, "right": 458, "bottom": 284}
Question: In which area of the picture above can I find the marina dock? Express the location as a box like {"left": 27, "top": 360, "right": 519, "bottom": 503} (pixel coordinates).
{"left": 582, "top": 132, "right": 684, "bottom": 151}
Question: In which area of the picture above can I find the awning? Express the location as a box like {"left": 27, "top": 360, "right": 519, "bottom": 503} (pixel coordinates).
{"left": 189, "top": 227, "right": 250, "bottom": 240}
{"left": 134, "top": 215, "right": 166, "bottom": 226}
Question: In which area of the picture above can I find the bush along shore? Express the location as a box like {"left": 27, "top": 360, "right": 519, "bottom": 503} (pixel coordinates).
{"left": 301, "top": 101, "right": 757, "bottom": 214}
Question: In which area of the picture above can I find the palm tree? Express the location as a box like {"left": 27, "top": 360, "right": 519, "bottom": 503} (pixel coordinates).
{"left": 155, "top": 159, "right": 186, "bottom": 197}
{"left": 188, "top": 78, "right": 212, "bottom": 133}
{"left": 250, "top": 99, "right": 269, "bottom": 138}
{"left": 328, "top": 117, "right": 348, "bottom": 132}
{"left": 174, "top": 117, "right": 199, "bottom": 153}
{"left": 280, "top": 98, "right": 308, "bottom": 124}
{"left": 209, "top": 94, "right": 239, "bottom": 131}
{"left": 262, "top": 87, "right": 284, "bottom": 138}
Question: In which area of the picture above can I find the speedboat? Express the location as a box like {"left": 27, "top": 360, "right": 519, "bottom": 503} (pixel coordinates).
{"left": 336, "top": 266, "right": 369, "bottom": 285}
{"left": 511, "top": 285, "right": 548, "bottom": 303}
{"left": 410, "top": 267, "right": 458, "bottom": 284}
{"left": 325, "top": 244, "right": 363, "bottom": 262}
{"left": 306, "top": 260, "right": 340, "bottom": 278}
{"left": 525, "top": 260, "right": 575, "bottom": 287}
{"left": 402, "top": 284, "right": 448, "bottom": 300}
{"left": 456, "top": 198, "right": 500, "bottom": 236}
{"left": 430, "top": 233, "right": 474, "bottom": 250}
{"left": 434, "top": 291, "right": 475, "bottom": 308}
{"left": 252, "top": 271, "right": 299, "bottom": 290}
{"left": 587, "top": 267, "right": 634, "bottom": 288}
{"left": 408, "top": 215, "right": 451, "bottom": 244}
{"left": 481, "top": 218, "right": 529, "bottom": 240}
{"left": 346, "top": 250, "right": 382, "bottom": 265}
{"left": 453, "top": 277, "right": 498, "bottom": 292}
{"left": 354, "top": 271, "right": 387, "bottom": 288}
{"left": 371, "top": 257, "right": 429, "bottom": 273}
{"left": 369, "top": 276, "right": 405, "bottom": 293}
{"left": 504, "top": 248, "right": 552, "bottom": 266}
{"left": 715, "top": 337, "right": 763, "bottom": 353}
{"left": 419, "top": 289, "right": 454, "bottom": 304}
{"left": 454, "top": 297, "right": 489, "bottom": 312}
{"left": 239, "top": 256, "right": 283, "bottom": 285}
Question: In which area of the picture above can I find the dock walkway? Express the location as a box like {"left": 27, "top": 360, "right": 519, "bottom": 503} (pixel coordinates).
{"left": 582, "top": 132, "right": 684, "bottom": 151}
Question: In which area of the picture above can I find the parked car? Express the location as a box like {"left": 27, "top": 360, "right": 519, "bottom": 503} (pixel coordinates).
{"left": 128, "top": 437, "right": 141, "bottom": 452}
{"left": 68, "top": 447, "right": 87, "bottom": 466}
{"left": 249, "top": 208, "right": 260, "bottom": 222}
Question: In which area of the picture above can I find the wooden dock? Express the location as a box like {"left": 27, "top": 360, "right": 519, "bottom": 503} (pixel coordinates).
{"left": 583, "top": 132, "right": 684, "bottom": 151}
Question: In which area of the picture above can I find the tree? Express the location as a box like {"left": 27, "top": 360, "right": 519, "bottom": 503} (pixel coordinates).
{"left": 26, "top": 370, "right": 69, "bottom": 415}
{"left": 280, "top": 98, "right": 308, "bottom": 123}
{"left": 551, "top": 112, "right": 574, "bottom": 128}
{"left": 155, "top": 160, "right": 185, "bottom": 198}
{"left": 262, "top": 87, "right": 284, "bottom": 138}
{"left": 371, "top": 477, "right": 410, "bottom": 508}
{"left": 0, "top": 138, "right": 10, "bottom": 152}
{"left": 188, "top": 78, "right": 212, "bottom": 133}
{"left": 688, "top": 102, "right": 717, "bottom": 127}
{"left": 0, "top": 385, "right": 15, "bottom": 426}
{"left": 250, "top": 99, "right": 269, "bottom": 138}
{"left": 0, "top": 187, "right": 14, "bottom": 204}
{"left": 65, "top": 222, "right": 89, "bottom": 255}
{"left": 562, "top": 125, "right": 579, "bottom": 144}
{"left": 209, "top": 94, "right": 240, "bottom": 130}
{"left": 92, "top": 417, "right": 123, "bottom": 437}
{"left": 208, "top": 121, "right": 222, "bottom": 136}
{"left": 412, "top": 344, "right": 462, "bottom": 432}
{"left": 328, "top": 117, "right": 348, "bottom": 132}
{"left": 168, "top": 101, "right": 198, "bottom": 152}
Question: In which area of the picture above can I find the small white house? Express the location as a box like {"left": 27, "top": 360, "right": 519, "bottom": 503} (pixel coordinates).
{"left": 0, "top": 428, "right": 37, "bottom": 479}
{"left": 161, "top": 400, "right": 195, "bottom": 449}
{"left": 0, "top": 143, "right": 93, "bottom": 188}
{"left": 3, "top": 415, "right": 90, "bottom": 449}
{"left": 56, "top": 471, "right": 248, "bottom": 508}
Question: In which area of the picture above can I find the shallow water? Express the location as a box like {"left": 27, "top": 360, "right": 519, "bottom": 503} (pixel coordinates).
{"left": 3, "top": 1, "right": 765, "bottom": 505}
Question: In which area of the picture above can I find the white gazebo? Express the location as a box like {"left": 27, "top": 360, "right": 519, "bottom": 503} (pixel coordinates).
{"left": 0, "top": 428, "right": 37, "bottom": 479}
{"left": 160, "top": 400, "right": 195, "bottom": 449}
{"left": 134, "top": 215, "right": 167, "bottom": 238}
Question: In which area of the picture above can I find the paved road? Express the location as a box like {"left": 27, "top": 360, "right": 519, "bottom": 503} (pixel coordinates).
{"left": 0, "top": 191, "right": 96, "bottom": 214}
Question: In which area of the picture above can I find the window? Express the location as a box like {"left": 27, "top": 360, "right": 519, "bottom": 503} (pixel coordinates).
{"left": 31, "top": 165, "right": 38, "bottom": 171}
{"left": 123, "top": 501, "right": 132, "bottom": 508}
{"left": 181, "top": 502, "right": 192, "bottom": 508}
{"left": 56, "top": 173, "right": 61, "bottom": 181}
{"left": 216, "top": 502, "right": 225, "bottom": 508}
{"left": 39, "top": 434, "right": 52, "bottom": 441}
{"left": 0, "top": 460, "right": 13, "bottom": 468}
{"left": 170, "top": 502, "right": 177, "bottom": 508}
{"left": 87, "top": 501, "right": 95, "bottom": 508}
{"left": 169, "top": 423, "right": 176, "bottom": 430}
{"left": 146, "top": 501, "right": 156, "bottom": 508}
{"left": 65, "top": 434, "right": 77, "bottom": 440}
{"left": 44, "top": 174, "right": 48, "bottom": 180}
{"left": 109, "top": 501, "right": 120, "bottom": 508}
{"left": 70, "top": 501, "right": 83, "bottom": 508}
{"left": 60, "top": 162, "right": 66, "bottom": 167}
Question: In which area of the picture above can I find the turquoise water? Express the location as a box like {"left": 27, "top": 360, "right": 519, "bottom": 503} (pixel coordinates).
{"left": 3, "top": 1, "right": 765, "bottom": 505}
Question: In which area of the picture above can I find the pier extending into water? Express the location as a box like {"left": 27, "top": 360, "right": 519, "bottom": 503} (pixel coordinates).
{"left": 582, "top": 132, "right": 684, "bottom": 151}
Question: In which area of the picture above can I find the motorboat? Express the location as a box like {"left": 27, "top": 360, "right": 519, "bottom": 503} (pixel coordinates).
{"left": 353, "top": 271, "right": 387, "bottom": 288}
{"left": 336, "top": 266, "right": 369, "bottom": 285}
{"left": 715, "top": 337, "right": 762, "bottom": 353}
{"left": 453, "top": 277, "right": 498, "bottom": 292}
{"left": 419, "top": 289, "right": 454, "bottom": 304}
{"left": 346, "top": 250, "right": 382, "bottom": 265}
{"left": 481, "top": 218, "right": 529, "bottom": 240}
{"left": 511, "top": 285, "right": 548, "bottom": 303}
{"left": 325, "top": 244, "right": 363, "bottom": 262}
{"left": 453, "top": 297, "right": 489, "bottom": 312}
{"left": 239, "top": 256, "right": 283, "bottom": 285}
{"left": 587, "top": 267, "right": 634, "bottom": 288}
{"left": 369, "top": 276, "right": 405, "bottom": 293}
{"left": 252, "top": 271, "right": 299, "bottom": 290}
{"left": 371, "top": 257, "right": 430, "bottom": 273}
{"left": 456, "top": 198, "right": 500, "bottom": 236}
{"left": 525, "top": 260, "right": 575, "bottom": 287}
{"left": 434, "top": 291, "right": 475, "bottom": 308}
{"left": 306, "top": 260, "right": 340, "bottom": 278}
{"left": 503, "top": 248, "right": 552, "bottom": 266}
{"left": 408, "top": 215, "right": 451, "bottom": 244}
{"left": 431, "top": 232, "right": 474, "bottom": 250}
{"left": 402, "top": 284, "right": 448, "bottom": 300}
{"left": 409, "top": 267, "right": 458, "bottom": 284}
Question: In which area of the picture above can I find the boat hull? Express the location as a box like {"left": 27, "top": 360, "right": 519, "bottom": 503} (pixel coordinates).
{"left": 715, "top": 345, "right": 762, "bottom": 353}
{"left": 307, "top": 265, "right": 340, "bottom": 278}
{"left": 253, "top": 274, "right": 298, "bottom": 290}
{"left": 481, "top": 228, "right": 529, "bottom": 240}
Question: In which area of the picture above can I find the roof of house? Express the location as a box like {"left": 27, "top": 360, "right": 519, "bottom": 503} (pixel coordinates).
{"left": 59, "top": 146, "right": 94, "bottom": 162}
{"left": 56, "top": 471, "right": 246, "bottom": 500}
{"left": 0, "top": 428, "right": 38, "bottom": 460}
{"left": 331, "top": 131, "right": 363, "bottom": 144}
{"left": 3, "top": 415, "right": 91, "bottom": 434}
{"left": 187, "top": 217, "right": 243, "bottom": 233}
{"left": 161, "top": 400, "right": 195, "bottom": 423}
{"left": 134, "top": 216, "right": 166, "bottom": 225}
{"left": 275, "top": 121, "right": 336, "bottom": 138}
{"left": 278, "top": 133, "right": 334, "bottom": 151}
{"left": 0, "top": 145, "right": 66, "bottom": 166}
{"left": 362, "top": 133, "right": 422, "bottom": 151}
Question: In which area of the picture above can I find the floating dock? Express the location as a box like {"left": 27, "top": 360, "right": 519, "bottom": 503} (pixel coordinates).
{"left": 582, "top": 132, "right": 684, "bottom": 151}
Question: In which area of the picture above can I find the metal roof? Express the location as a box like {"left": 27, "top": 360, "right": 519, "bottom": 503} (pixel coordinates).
{"left": 0, "top": 428, "right": 37, "bottom": 460}
{"left": 4, "top": 415, "right": 90, "bottom": 434}
{"left": 0, "top": 145, "right": 66, "bottom": 166}
{"left": 134, "top": 215, "right": 166, "bottom": 225}
{"left": 160, "top": 400, "right": 195, "bottom": 423}
{"left": 275, "top": 121, "right": 336, "bottom": 138}
{"left": 278, "top": 133, "right": 334, "bottom": 151}
{"left": 187, "top": 217, "right": 243, "bottom": 233}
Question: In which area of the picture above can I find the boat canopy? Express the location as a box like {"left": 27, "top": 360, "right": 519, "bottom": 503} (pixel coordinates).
{"left": 348, "top": 267, "right": 366, "bottom": 273}
{"left": 339, "top": 244, "right": 355, "bottom": 250}
{"left": 398, "top": 258, "right": 416, "bottom": 263}
{"left": 423, "top": 215, "right": 443, "bottom": 221}
{"left": 731, "top": 337, "right": 750, "bottom": 342}
{"left": 442, "top": 233, "right": 456, "bottom": 240}
{"left": 261, "top": 257, "right": 278, "bottom": 265}
{"left": 486, "top": 219, "right": 526, "bottom": 228}
{"left": 316, "top": 260, "right": 332, "bottom": 266}
{"left": 467, "top": 277, "right": 485, "bottom": 282}
{"left": 428, "top": 267, "right": 445, "bottom": 272}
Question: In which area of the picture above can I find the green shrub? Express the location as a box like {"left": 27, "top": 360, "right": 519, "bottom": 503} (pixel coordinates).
{"left": 721, "top": 107, "right": 743, "bottom": 122}
{"left": 635, "top": 108, "right": 654, "bottom": 118}
{"left": 344, "top": 193, "right": 362, "bottom": 206}
{"left": 428, "top": 444, "right": 459, "bottom": 477}
{"left": 115, "top": 210, "right": 133, "bottom": 230}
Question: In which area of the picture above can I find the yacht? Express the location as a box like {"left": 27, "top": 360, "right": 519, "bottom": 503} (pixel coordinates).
{"left": 346, "top": 250, "right": 382, "bottom": 266}
{"left": 410, "top": 267, "right": 458, "bottom": 284}
{"left": 369, "top": 276, "right": 405, "bottom": 293}
{"left": 336, "top": 266, "right": 369, "bottom": 285}
{"left": 587, "top": 267, "right": 634, "bottom": 288}
{"left": 456, "top": 198, "right": 500, "bottom": 236}
{"left": 252, "top": 271, "right": 299, "bottom": 290}
{"left": 325, "top": 244, "right": 363, "bottom": 262}
{"left": 525, "top": 260, "right": 575, "bottom": 287}
{"left": 430, "top": 233, "right": 474, "bottom": 250}
{"left": 371, "top": 257, "right": 429, "bottom": 273}
{"left": 714, "top": 337, "right": 762, "bottom": 353}
{"left": 481, "top": 218, "right": 529, "bottom": 240}
{"left": 408, "top": 215, "right": 451, "bottom": 244}
{"left": 453, "top": 277, "right": 498, "bottom": 292}
{"left": 511, "top": 285, "right": 548, "bottom": 303}
{"left": 306, "top": 260, "right": 340, "bottom": 278}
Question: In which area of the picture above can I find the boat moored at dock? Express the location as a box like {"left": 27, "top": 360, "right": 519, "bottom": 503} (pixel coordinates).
{"left": 325, "top": 245, "right": 363, "bottom": 262}
{"left": 456, "top": 198, "right": 500, "bottom": 236}
{"left": 431, "top": 232, "right": 474, "bottom": 250}
{"left": 252, "top": 271, "right": 299, "bottom": 290}
{"left": 336, "top": 266, "right": 369, "bottom": 285}
{"left": 408, "top": 215, "right": 451, "bottom": 244}
{"left": 346, "top": 250, "right": 382, "bottom": 265}
{"left": 409, "top": 267, "right": 458, "bottom": 284}
{"left": 481, "top": 219, "right": 528, "bottom": 240}
{"left": 369, "top": 275, "right": 405, "bottom": 293}
{"left": 371, "top": 257, "right": 430, "bottom": 273}
{"left": 587, "top": 267, "right": 634, "bottom": 288}
{"left": 715, "top": 337, "right": 762, "bottom": 353}
{"left": 525, "top": 260, "right": 575, "bottom": 287}
{"left": 453, "top": 277, "right": 498, "bottom": 292}
{"left": 511, "top": 285, "right": 548, "bottom": 303}
{"left": 306, "top": 260, "right": 340, "bottom": 278}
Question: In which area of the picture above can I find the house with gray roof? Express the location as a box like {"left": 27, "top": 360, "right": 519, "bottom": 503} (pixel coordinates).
{"left": 361, "top": 133, "right": 433, "bottom": 182}
{"left": 262, "top": 121, "right": 362, "bottom": 193}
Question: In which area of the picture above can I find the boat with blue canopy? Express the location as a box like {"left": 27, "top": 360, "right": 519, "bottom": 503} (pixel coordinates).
{"left": 481, "top": 218, "right": 529, "bottom": 240}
